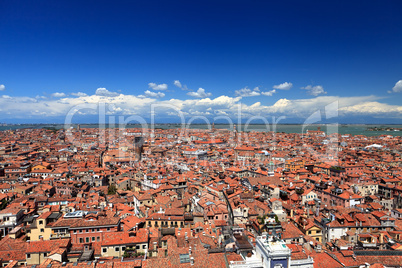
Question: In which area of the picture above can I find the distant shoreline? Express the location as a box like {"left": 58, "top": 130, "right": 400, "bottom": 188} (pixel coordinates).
{"left": 2, "top": 123, "right": 402, "bottom": 137}
{"left": 2, "top": 123, "right": 402, "bottom": 126}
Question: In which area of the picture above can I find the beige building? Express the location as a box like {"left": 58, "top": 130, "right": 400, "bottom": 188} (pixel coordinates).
{"left": 352, "top": 183, "right": 378, "bottom": 197}
{"left": 301, "top": 188, "right": 318, "bottom": 205}
{"left": 27, "top": 212, "right": 62, "bottom": 241}
{"left": 100, "top": 230, "right": 149, "bottom": 258}
{"left": 26, "top": 239, "right": 70, "bottom": 265}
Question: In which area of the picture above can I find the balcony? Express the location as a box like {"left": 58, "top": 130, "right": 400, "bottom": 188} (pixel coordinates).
{"left": 50, "top": 232, "right": 70, "bottom": 239}
{"left": 359, "top": 241, "right": 377, "bottom": 248}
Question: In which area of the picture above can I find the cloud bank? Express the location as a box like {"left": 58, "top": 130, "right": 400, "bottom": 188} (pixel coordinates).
{"left": 0, "top": 86, "right": 400, "bottom": 123}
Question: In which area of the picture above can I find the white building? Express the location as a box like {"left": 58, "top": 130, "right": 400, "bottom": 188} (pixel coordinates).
{"left": 0, "top": 208, "right": 24, "bottom": 238}
{"left": 229, "top": 234, "right": 313, "bottom": 268}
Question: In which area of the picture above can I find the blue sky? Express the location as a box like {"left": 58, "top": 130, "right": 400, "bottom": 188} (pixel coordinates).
{"left": 1, "top": 0, "right": 402, "bottom": 123}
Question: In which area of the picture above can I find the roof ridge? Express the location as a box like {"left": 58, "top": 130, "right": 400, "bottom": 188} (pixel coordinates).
{"left": 325, "top": 251, "right": 345, "bottom": 267}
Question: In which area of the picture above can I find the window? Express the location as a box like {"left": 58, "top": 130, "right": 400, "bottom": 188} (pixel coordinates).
{"left": 121, "top": 246, "right": 126, "bottom": 251}
{"left": 73, "top": 230, "right": 77, "bottom": 234}
{"left": 107, "top": 228, "right": 111, "bottom": 231}
{"left": 102, "top": 248, "right": 107, "bottom": 253}
{"left": 86, "top": 229, "right": 89, "bottom": 233}
{"left": 308, "top": 231, "right": 311, "bottom": 235}
{"left": 39, "top": 220, "right": 43, "bottom": 225}
{"left": 115, "top": 247, "right": 119, "bottom": 252}
{"left": 86, "top": 237, "right": 89, "bottom": 243}
{"left": 215, "top": 216, "right": 218, "bottom": 219}
{"left": 142, "top": 245, "right": 146, "bottom": 249}
{"left": 79, "top": 230, "right": 83, "bottom": 233}
{"left": 79, "top": 238, "right": 84, "bottom": 243}
{"left": 97, "top": 237, "right": 100, "bottom": 242}
{"left": 40, "top": 228, "right": 44, "bottom": 233}
{"left": 180, "top": 253, "right": 190, "bottom": 264}
{"left": 44, "top": 253, "right": 47, "bottom": 257}
{"left": 136, "top": 245, "right": 140, "bottom": 249}
{"left": 92, "top": 237, "right": 95, "bottom": 241}
{"left": 27, "top": 254, "right": 31, "bottom": 259}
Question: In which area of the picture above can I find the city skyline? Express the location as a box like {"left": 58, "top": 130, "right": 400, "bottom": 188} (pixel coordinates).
{"left": 1, "top": 1, "right": 402, "bottom": 123}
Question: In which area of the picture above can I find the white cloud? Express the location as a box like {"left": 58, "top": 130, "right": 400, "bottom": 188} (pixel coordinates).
{"left": 138, "top": 90, "right": 165, "bottom": 98}
{"left": 339, "top": 101, "right": 402, "bottom": 115}
{"left": 390, "top": 80, "right": 402, "bottom": 93}
{"left": 235, "top": 87, "right": 260, "bottom": 97}
{"left": 0, "top": 85, "right": 5, "bottom": 91}
{"left": 72, "top": 92, "right": 88, "bottom": 97}
{"left": 1, "top": 95, "right": 11, "bottom": 99}
{"left": 261, "top": 89, "right": 276, "bottom": 96}
{"left": 187, "top": 88, "right": 212, "bottom": 98}
{"left": 95, "top": 88, "right": 119, "bottom": 97}
{"left": 173, "top": 80, "right": 189, "bottom": 90}
{"left": 273, "top": 98, "right": 291, "bottom": 108}
{"left": 148, "top": 82, "right": 168, "bottom": 91}
{"left": 301, "top": 85, "right": 327, "bottom": 96}
{"left": 273, "top": 82, "right": 293, "bottom": 90}
{"left": 51, "top": 92, "right": 67, "bottom": 98}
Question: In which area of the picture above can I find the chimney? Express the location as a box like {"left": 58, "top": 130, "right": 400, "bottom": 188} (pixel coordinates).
{"left": 190, "top": 257, "right": 194, "bottom": 265}
{"left": 153, "top": 241, "right": 157, "bottom": 251}
{"left": 189, "top": 246, "right": 192, "bottom": 255}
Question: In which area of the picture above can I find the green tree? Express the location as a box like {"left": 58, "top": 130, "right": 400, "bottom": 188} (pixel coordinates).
{"left": 0, "top": 199, "right": 8, "bottom": 210}
{"left": 107, "top": 184, "right": 117, "bottom": 195}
